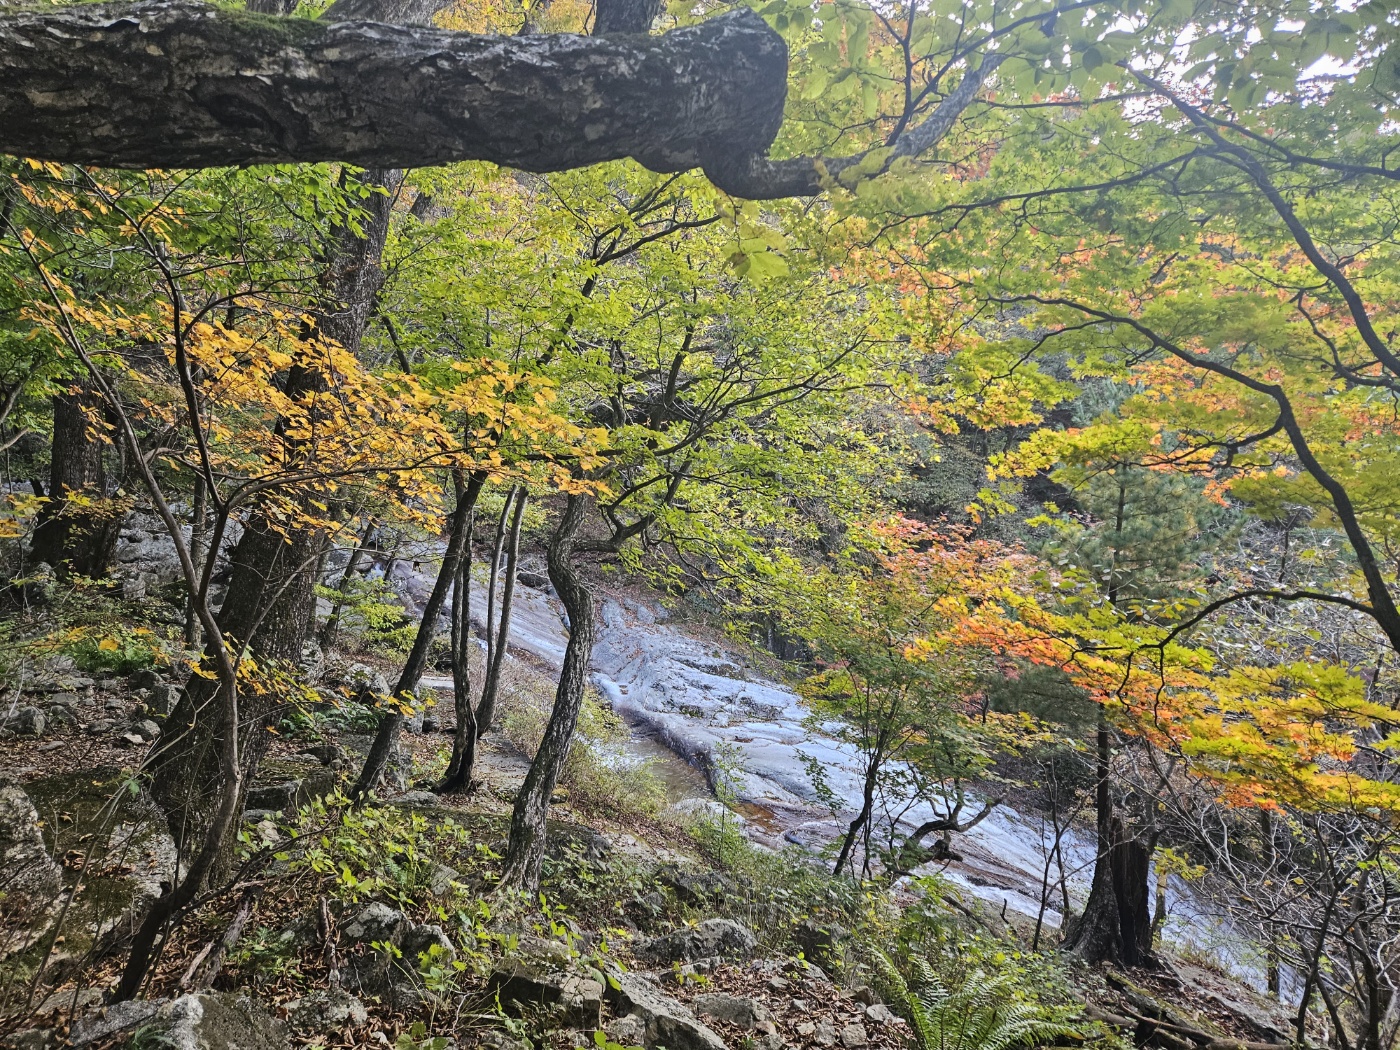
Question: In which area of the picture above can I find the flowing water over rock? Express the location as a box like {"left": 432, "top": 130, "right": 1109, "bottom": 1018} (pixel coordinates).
{"left": 397, "top": 561, "right": 1262, "bottom": 985}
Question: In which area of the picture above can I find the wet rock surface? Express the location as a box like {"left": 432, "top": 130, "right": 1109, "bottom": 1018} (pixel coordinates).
{"left": 1, "top": 770, "right": 177, "bottom": 976}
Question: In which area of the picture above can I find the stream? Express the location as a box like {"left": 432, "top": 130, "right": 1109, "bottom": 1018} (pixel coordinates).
{"left": 396, "top": 564, "right": 1266, "bottom": 987}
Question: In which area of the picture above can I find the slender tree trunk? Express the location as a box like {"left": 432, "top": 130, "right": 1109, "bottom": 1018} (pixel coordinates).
{"left": 476, "top": 486, "right": 527, "bottom": 737}
{"left": 483, "top": 489, "right": 511, "bottom": 694}
{"left": 148, "top": 127, "right": 403, "bottom": 849}
{"left": 833, "top": 752, "right": 880, "bottom": 878}
{"left": 499, "top": 494, "right": 592, "bottom": 890}
{"left": 1296, "top": 883, "right": 1341, "bottom": 1044}
{"left": 183, "top": 477, "right": 208, "bottom": 647}
{"left": 320, "top": 518, "right": 375, "bottom": 649}
{"left": 30, "top": 379, "right": 122, "bottom": 577}
{"left": 352, "top": 473, "right": 481, "bottom": 799}
{"left": 438, "top": 471, "right": 485, "bottom": 793}
{"left": 46, "top": 336, "right": 245, "bottom": 1004}
{"left": 1151, "top": 868, "right": 1168, "bottom": 947}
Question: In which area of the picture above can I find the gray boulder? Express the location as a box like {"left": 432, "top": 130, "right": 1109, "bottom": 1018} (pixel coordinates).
{"left": 636, "top": 918, "right": 756, "bottom": 965}
{"left": 864, "top": 1004, "right": 899, "bottom": 1025}
{"left": 794, "top": 919, "right": 846, "bottom": 971}
{"left": 297, "top": 742, "right": 348, "bottom": 767}
{"left": 488, "top": 963, "right": 604, "bottom": 1028}
{"left": 694, "top": 993, "right": 768, "bottom": 1029}
{"left": 657, "top": 865, "right": 735, "bottom": 906}
{"left": 148, "top": 682, "right": 183, "bottom": 715}
{"left": 127, "top": 667, "right": 162, "bottom": 692}
{"left": 285, "top": 988, "right": 368, "bottom": 1032}
{"left": 340, "top": 901, "right": 407, "bottom": 945}
{"left": 46, "top": 700, "right": 79, "bottom": 726}
{"left": 0, "top": 779, "right": 62, "bottom": 900}
{"left": 607, "top": 972, "right": 727, "bottom": 1050}
{"left": 2, "top": 706, "right": 46, "bottom": 736}
{"left": 339, "top": 902, "right": 456, "bottom": 1010}
{"left": 70, "top": 992, "right": 289, "bottom": 1049}
{"left": 244, "top": 769, "right": 334, "bottom": 814}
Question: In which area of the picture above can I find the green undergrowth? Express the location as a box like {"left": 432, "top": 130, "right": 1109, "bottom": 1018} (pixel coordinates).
{"left": 214, "top": 779, "right": 1120, "bottom": 1050}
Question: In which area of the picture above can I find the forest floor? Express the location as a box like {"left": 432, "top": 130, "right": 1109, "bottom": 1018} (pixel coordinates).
{"left": 0, "top": 634, "right": 1300, "bottom": 1050}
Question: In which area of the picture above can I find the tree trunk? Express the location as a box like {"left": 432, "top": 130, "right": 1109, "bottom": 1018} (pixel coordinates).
{"left": 476, "top": 486, "right": 527, "bottom": 737}
{"left": 833, "top": 754, "right": 879, "bottom": 878}
{"left": 438, "top": 471, "right": 485, "bottom": 793}
{"left": 352, "top": 471, "right": 481, "bottom": 798}
{"left": 148, "top": 176, "right": 399, "bottom": 855}
{"left": 593, "top": 0, "right": 660, "bottom": 34}
{"left": 1064, "top": 718, "right": 1155, "bottom": 967}
{"left": 498, "top": 494, "right": 592, "bottom": 891}
{"left": 482, "top": 488, "right": 512, "bottom": 704}
{"left": 30, "top": 379, "right": 122, "bottom": 577}
{"left": 320, "top": 517, "right": 375, "bottom": 649}
{"left": 148, "top": 509, "right": 322, "bottom": 861}
{"left": 183, "top": 477, "right": 208, "bottom": 647}
{"left": 0, "top": 3, "right": 787, "bottom": 180}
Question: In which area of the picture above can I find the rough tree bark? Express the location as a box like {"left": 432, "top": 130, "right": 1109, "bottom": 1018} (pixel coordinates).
{"left": 476, "top": 486, "right": 527, "bottom": 738}
{"left": 352, "top": 471, "right": 482, "bottom": 798}
{"left": 498, "top": 494, "right": 593, "bottom": 890}
{"left": 1063, "top": 718, "right": 1156, "bottom": 968}
{"left": 593, "top": 0, "right": 660, "bottom": 34}
{"left": 0, "top": 0, "right": 1010, "bottom": 199}
{"left": 29, "top": 379, "right": 123, "bottom": 577}
{"left": 0, "top": 2, "right": 786, "bottom": 183}
{"left": 438, "top": 470, "right": 486, "bottom": 794}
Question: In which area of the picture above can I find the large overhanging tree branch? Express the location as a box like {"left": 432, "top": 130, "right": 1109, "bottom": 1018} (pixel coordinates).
{"left": 0, "top": 0, "right": 1002, "bottom": 199}
{"left": 0, "top": 1, "right": 786, "bottom": 177}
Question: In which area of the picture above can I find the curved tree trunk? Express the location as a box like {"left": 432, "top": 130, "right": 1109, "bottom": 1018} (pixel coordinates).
{"left": 149, "top": 510, "right": 322, "bottom": 861}
{"left": 352, "top": 470, "right": 481, "bottom": 798}
{"left": 833, "top": 755, "right": 879, "bottom": 878}
{"left": 29, "top": 379, "right": 122, "bottom": 577}
{"left": 438, "top": 471, "right": 485, "bottom": 793}
{"left": 498, "top": 494, "right": 592, "bottom": 891}
{"left": 476, "top": 486, "right": 527, "bottom": 738}
{"left": 482, "top": 489, "right": 512, "bottom": 705}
